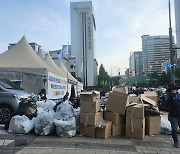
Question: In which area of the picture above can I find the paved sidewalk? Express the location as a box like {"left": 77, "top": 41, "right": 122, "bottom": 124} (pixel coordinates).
{"left": 2, "top": 134, "right": 178, "bottom": 154}
{"left": 1, "top": 125, "right": 180, "bottom": 154}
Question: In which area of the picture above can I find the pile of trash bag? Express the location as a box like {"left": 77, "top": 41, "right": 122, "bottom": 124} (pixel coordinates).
{"left": 35, "top": 100, "right": 56, "bottom": 135}
{"left": 54, "top": 101, "right": 76, "bottom": 137}
{"left": 7, "top": 99, "right": 77, "bottom": 138}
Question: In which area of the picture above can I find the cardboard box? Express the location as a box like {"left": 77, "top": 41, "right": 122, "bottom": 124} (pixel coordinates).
{"left": 106, "top": 92, "right": 129, "bottom": 115}
{"left": 80, "top": 91, "right": 100, "bottom": 102}
{"left": 112, "top": 124, "right": 125, "bottom": 136}
{"left": 104, "top": 111, "right": 126, "bottom": 125}
{"left": 80, "top": 112, "right": 103, "bottom": 126}
{"left": 96, "top": 121, "right": 112, "bottom": 139}
{"left": 141, "top": 94, "right": 157, "bottom": 106}
{"left": 80, "top": 100, "right": 100, "bottom": 113}
{"left": 144, "top": 91, "right": 158, "bottom": 103}
{"left": 126, "top": 118, "right": 145, "bottom": 140}
{"left": 145, "top": 116, "right": 161, "bottom": 135}
{"left": 126, "top": 104, "right": 144, "bottom": 119}
{"left": 112, "top": 86, "right": 128, "bottom": 94}
{"left": 129, "top": 94, "right": 140, "bottom": 104}
{"left": 80, "top": 125, "right": 96, "bottom": 138}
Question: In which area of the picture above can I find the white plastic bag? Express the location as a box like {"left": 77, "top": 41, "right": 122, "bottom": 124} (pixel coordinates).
{"left": 8, "top": 115, "right": 35, "bottom": 134}
{"left": 161, "top": 114, "right": 171, "bottom": 134}
{"left": 54, "top": 117, "right": 76, "bottom": 137}
{"left": 35, "top": 110, "right": 55, "bottom": 135}
{"left": 54, "top": 101, "right": 74, "bottom": 121}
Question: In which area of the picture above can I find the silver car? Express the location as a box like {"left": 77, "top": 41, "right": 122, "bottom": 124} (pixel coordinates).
{"left": 0, "top": 81, "right": 32, "bottom": 124}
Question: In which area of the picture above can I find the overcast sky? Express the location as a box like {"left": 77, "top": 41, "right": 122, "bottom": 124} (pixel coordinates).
{"left": 0, "top": 0, "right": 175, "bottom": 75}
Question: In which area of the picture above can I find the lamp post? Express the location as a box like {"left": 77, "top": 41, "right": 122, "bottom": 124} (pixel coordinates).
{"left": 169, "top": 0, "right": 175, "bottom": 83}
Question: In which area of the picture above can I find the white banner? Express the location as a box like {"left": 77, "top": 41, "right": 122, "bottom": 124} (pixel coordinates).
{"left": 47, "top": 72, "right": 67, "bottom": 102}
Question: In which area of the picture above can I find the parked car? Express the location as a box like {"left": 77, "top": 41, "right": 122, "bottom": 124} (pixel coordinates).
{"left": 0, "top": 81, "right": 33, "bottom": 124}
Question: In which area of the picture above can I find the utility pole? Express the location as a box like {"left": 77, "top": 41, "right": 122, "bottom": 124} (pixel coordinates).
{"left": 169, "top": 0, "right": 175, "bottom": 83}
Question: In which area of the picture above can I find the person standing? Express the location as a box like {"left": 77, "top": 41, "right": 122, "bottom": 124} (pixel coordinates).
{"left": 166, "top": 83, "right": 180, "bottom": 148}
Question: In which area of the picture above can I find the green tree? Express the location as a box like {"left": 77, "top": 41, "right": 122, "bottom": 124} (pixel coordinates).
{"left": 98, "top": 64, "right": 110, "bottom": 89}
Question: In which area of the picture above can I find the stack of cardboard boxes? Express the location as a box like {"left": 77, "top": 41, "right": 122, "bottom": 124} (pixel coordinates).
{"left": 80, "top": 91, "right": 112, "bottom": 139}
{"left": 80, "top": 88, "right": 161, "bottom": 140}
{"left": 106, "top": 87, "right": 161, "bottom": 140}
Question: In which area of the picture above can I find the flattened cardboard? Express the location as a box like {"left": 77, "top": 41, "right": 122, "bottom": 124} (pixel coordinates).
{"left": 145, "top": 116, "right": 161, "bottom": 135}
{"left": 144, "top": 91, "right": 158, "bottom": 103}
{"left": 141, "top": 94, "right": 157, "bottom": 106}
{"left": 112, "top": 124, "right": 125, "bottom": 136}
{"left": 126, "top": 118, "right": 145, "bottom": 140}
{"left": 80, "top": 100, "right": 100, "bottom": 113}
{"left": 80, "top": 91, "right": 100, "bottom": 102}
{"left": 106, "top": 92, "right": 129, "bottom": 115}
{"left": 80, "top": 112, "right": 103, "bottom": 126}
{"left": 126, "top": 104, "right": 144, "bottom": 119}
{"left": 96, "top": 121, "right": 112, "bottom": 139}
{"left": 104, "top": 111, "right": 126, "bottom": 125}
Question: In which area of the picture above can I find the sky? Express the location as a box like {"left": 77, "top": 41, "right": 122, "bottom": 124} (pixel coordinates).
{"left": 0, "top": 0, "right": 176, "bottom": 76}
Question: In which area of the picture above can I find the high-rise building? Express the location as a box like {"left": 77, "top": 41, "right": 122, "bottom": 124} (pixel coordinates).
{"left": 174, "top": 0, "right": 180, "bottom": 58}
{"left": 70, "top": 1, "right": 98, "bottom": 86}
{"left": 141, "top": 35, "right": 173, "bottom": 75}
{"left": 129, "top": 51, "right": 143, "bottom": 76}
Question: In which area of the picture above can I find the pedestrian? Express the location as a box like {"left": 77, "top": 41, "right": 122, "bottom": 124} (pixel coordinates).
{"left": 166, "top": 83, "right": 180, "bottom": 148}
{"left": 63, "top": 92, "right": 69, "bottom": 101}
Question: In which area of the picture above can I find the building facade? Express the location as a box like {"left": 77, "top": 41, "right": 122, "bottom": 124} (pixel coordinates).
{"left": 141, "top": 35, "right": 173, "bottom": 75}
{"left": 129, "top": 51, "right": 143, "bottom": 76}
{"left": 174, "top": 0, "right": 180, "bottom": 58}
{"left": 70, "top": 1, "right": 98, "bottom": 86}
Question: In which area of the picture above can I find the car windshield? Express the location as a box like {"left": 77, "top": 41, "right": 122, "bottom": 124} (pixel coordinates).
{"left": 0, "top": 81, "right": 13, "bottom": 89}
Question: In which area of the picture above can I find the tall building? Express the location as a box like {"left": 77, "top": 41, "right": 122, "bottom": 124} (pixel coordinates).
{"left": 70, "top": 1, "right": 98, "bottom": 86}
{"left": 174, "top": 0, "right": 180, "bottom": 58}
{"left": 141, "top": 35, "right": 173, "bottom": 75}
{"left": 129, "top": 51, "right": 143, "bottom": 76}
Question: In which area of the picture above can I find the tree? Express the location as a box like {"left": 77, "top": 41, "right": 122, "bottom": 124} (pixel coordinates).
{"left": 158, "top": 71, "right": 171, "bottom": 86}
{"left": 98, "top": 64, "right": 110, "bottom": 89}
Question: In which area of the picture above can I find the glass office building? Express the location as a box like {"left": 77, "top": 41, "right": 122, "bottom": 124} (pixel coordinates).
{"left": 141, "top": 35, "right": 173, "bottom": 75}
{"left": 70, "top": 1, "right": 97, "bottom": 86}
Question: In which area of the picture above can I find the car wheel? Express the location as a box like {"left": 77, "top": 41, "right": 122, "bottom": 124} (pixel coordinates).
{"left": 0, "top": 105, "right": 14, "bottom": 124}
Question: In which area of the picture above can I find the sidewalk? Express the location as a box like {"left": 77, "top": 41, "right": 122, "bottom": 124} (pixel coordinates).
{"left": 1, "top": 132, "right": 180, "bottom": 154}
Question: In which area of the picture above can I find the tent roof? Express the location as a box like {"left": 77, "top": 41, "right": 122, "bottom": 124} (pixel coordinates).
{"left": 59, "top": 62, "right": 77, "bottom": 83}
{"left": 43, "top": 53, "right": 67, "bottom": 78}
{"left": 0, "top": 36, "right": 48, "bottom": 69}
{"left": 123, "top": 74, "right": 150, "bottom": 85}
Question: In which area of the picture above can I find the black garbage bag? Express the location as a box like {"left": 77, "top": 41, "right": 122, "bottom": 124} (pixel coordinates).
{"left": 16, "top": 98, "right": 37, "bottom": 119}
{"left": 144, "top": 105, "right": 160, "bottom": 116}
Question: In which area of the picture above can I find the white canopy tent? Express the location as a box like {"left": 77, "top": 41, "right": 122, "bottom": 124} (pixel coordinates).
{"left": 0, "top": 36, "right": 67, "bottom": 100}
